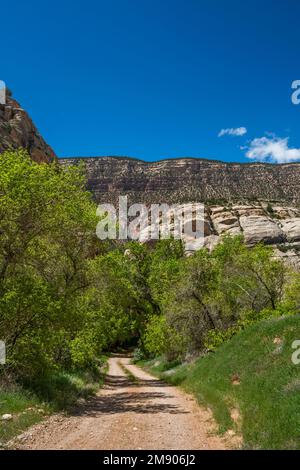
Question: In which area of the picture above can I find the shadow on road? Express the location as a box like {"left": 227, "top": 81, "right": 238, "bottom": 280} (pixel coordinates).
{"left": 105, "top": 374, "right": 168, "bottom": 389}
{"left": 73, "top": 373, "right": 189, "bottom": 417}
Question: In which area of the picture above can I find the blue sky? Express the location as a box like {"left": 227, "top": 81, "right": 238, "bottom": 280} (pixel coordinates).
{"left": 1, "top": 0, "right": 300, "bottom": 162}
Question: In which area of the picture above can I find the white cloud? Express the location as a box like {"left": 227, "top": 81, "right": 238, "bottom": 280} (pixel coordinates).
{"left": 245, "top": 135, "right": 300, "bottom": 164}
{"left": 218, "top": 126, "right": 247, "bottom": 137}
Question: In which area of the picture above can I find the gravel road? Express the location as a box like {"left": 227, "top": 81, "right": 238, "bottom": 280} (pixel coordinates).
{"left": 12, "top": 356, "right": 229, "bottom": 450}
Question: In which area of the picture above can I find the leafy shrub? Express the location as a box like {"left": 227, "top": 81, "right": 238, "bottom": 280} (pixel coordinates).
{"left": 204, "top": 306, "right": 294, "bottom": 350}
{"left": 143, "top": 315, "right": 186, "bottom": 360}
{"left": 132, "top": 347, "right": 146, "bottom": 362}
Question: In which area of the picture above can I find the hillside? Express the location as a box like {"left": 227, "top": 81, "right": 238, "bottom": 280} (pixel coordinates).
{"left": 142, "top": 314, "right": 300, "bottom": 449}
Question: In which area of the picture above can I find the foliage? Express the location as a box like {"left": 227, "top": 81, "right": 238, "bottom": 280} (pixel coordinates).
{"left": 204, "top": 307, "right": 286, "bottom": 351}
{"left": 143, "top": 315, "right": 185, "bottom": 360}
{"left": 132, "top": 347, "right": 145, "bottom": 362}
{"left": 0, "top": 150, "right": 107, "bottom": 378}
{"left": 1, "top": 150, "right": 300, "bottom": 449}
{"left": 142, "top": 235, "right": 289, "bottom": 359}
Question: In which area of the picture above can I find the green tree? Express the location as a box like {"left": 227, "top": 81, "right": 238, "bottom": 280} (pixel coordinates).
{"left": 0, "top": 150, "right": 104, "bottom": 377}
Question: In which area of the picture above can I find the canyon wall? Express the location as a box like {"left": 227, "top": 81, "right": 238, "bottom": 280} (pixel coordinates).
{"left": 60, "top": 156, "right": 300, "bottom": 206}
{"left": 0, "top": 92, "right": 56, "bottom": 163}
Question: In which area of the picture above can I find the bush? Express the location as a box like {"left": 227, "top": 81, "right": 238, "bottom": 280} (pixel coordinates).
{"left": 204, "top": 307, "right": 294, "bottom": 350}
{"left": 143, "top": 315, "right": 186, "bottom": 360}
{"left": 132, "top": 347, "right": 146, "bottom": 362}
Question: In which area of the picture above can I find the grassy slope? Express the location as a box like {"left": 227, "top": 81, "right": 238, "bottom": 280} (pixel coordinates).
{"left": 0, "top": 358, "right": 108, "bottom": 446}
{"left": 141, "top": 315, "right": 300, "bottom": 449}
{"left": 0, "top": 388, "right": 49, "bottom": 445}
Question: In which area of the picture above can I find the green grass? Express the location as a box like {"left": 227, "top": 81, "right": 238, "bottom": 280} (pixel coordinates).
{"left": 140, "top": 315, "right": 300, "bottom": 449}
{"left": 28, "top": 366, "right": 107, "bottom": 411}
{"left": 0, "top": 356, "right": 108, "bottom": 445}
{"left": 0, "top": 387, "right": 50, "bottom": 445}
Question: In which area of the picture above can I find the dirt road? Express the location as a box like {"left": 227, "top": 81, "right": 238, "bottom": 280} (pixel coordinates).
{"left": 13, "top": 356, "right": 229, "bottom": 450}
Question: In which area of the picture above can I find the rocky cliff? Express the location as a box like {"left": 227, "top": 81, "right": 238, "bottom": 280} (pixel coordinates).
{"left": 0, "top": 91, "right": 56, "bottom": 163}
{"left": 1, "top": 93, "right": 299, "bottom": 265}
{"left": 60, "top": 156, "right": 300, "bottom": 206}
{"left": 203, "top": 203, "right": 300, "bottom": 268}
{"left": 60, "top": 157, "right": 300, "bottom": 266}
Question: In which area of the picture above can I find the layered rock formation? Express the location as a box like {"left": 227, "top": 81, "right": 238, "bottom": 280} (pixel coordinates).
{"left": 0, "top": 91, "right": 56, "bottom": 163}
{"left": 60, "top": 156, "right": 300, "bottom": 206}
{"left": 204, "top": 203, "right": 300, "bottom": 268}
{"left": 59, "top": 157, "right": 300, "bottom": 265}
{"left": 0, "top": 93, "right": 299, "bottom": 265}
{"left": 134, "top": 202, "right": 300, "bottom": 268}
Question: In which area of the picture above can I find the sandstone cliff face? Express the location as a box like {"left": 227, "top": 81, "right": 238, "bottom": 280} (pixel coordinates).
{"left": 60, "top": 157, "right": 300, "bottom": 266}
{"left": 0, "top": 93, "right": 56, "bottom": 163}
{"left": 135, "top": 201, "right": 300, "bottom": 268}
{"left": 0, "top": 92, "right": 299, "bottom": 264}
{"left": 204, "top": 203, "right": 300, "bottom": 269}
{"left": 60, "top": 156, "right": 300, "bottom": 206}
